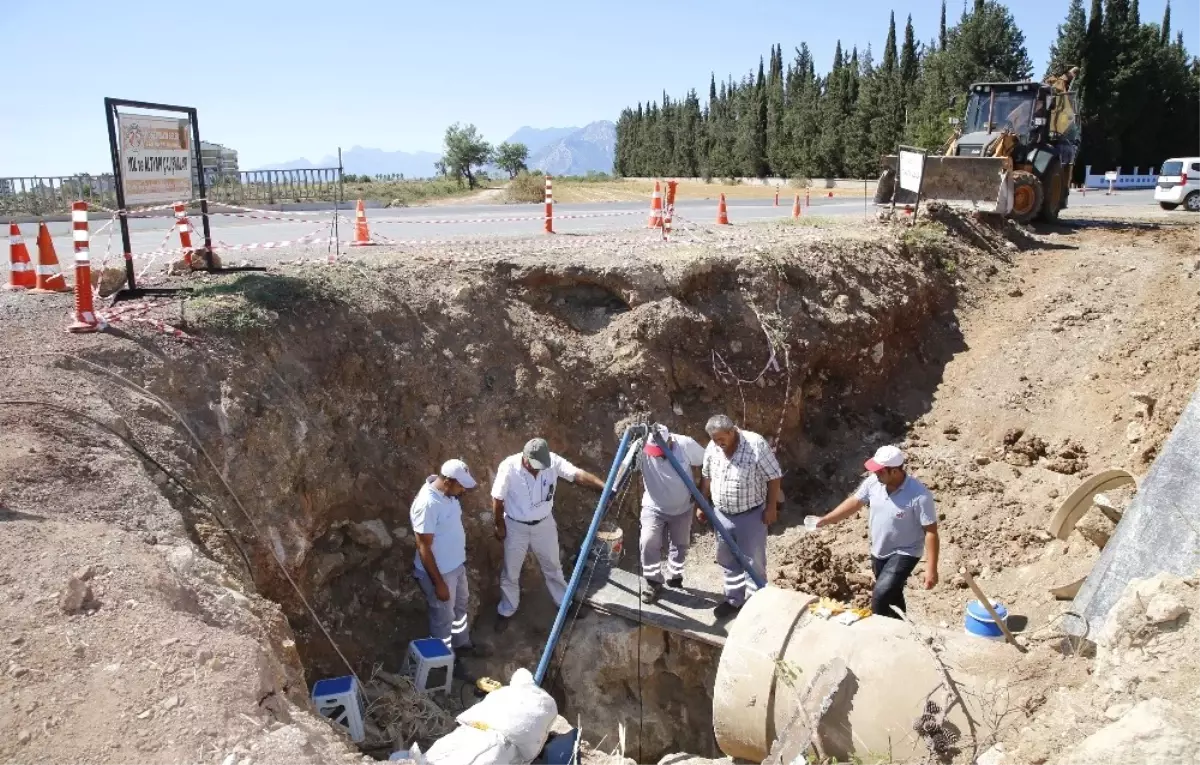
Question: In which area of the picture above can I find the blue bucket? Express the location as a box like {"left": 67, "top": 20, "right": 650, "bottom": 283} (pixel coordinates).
{"left": 964, "top": 599, "right": 1009, "bottom": 640}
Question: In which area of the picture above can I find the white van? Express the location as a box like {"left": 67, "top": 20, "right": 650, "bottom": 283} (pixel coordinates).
{"left": 1154, "top": 157, "right": 1200, "bottom": 211}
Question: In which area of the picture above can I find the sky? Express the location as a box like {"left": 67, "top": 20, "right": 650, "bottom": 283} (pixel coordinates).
{"left": 1, "top": 0, "right": 1194, "bottom": 175}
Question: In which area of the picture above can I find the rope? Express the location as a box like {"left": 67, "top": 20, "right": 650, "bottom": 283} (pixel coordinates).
{"left": 0, "top": 353, "right": 363, "bottom": 685}
{"left": 0, "top": 399, "right": 255, "bottom": 580}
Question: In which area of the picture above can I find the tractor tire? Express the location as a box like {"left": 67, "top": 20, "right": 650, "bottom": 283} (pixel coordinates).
{"left": 873, "top": 168, "right": 897, "bottom": 204}
{"left": 1036, "top": 160, "right": 1065, "bottom": 223}
{"left": 1010, "top": 171, "right": 1044, "bottom": 224}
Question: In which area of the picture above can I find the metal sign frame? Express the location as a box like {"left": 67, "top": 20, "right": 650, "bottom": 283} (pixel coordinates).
{"left": 105, "top": 98, "right": 206, "bottom": 300}
{"left": 896, "top": 144, "right": 928, "bottom": 218}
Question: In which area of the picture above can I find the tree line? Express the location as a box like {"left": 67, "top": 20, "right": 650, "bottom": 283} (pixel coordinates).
{"left": 614, "top": 0, "right": 1198, "bottom": 181}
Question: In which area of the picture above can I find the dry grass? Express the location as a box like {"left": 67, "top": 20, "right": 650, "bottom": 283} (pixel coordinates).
{"left": 552, "top": 178, "right": 872, "bottom": 204}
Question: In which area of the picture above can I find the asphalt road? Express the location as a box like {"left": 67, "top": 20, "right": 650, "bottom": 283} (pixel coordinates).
{"left": 25, "top": 188, "right": 1166, "bottom": 274}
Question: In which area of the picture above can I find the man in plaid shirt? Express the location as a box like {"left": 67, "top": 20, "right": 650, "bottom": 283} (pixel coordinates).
{"left": 699, "top": 414, "right": 783, "bottom": 617}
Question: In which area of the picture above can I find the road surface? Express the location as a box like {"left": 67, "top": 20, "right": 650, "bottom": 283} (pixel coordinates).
{"left": 25, "top": 189, "right": 1170, "bottom": 274}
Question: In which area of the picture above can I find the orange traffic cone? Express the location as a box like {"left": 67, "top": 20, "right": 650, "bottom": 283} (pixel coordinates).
{"left": 30, "top": 222, "right": 69, "bottom": 293}
{"left": 647, "top": 181, "right": 664, "bottom": 228}
{"left": 350, "top": 199, "right": 376, "bottom": 247}
{"left": 716, "top": 194, "right": 730, "bottom": 225}
{"left": 792, "top": 194, "right": 801, "bottom": 219}
{"left": 5, "top": 222, "right": 35, "bottom": 290}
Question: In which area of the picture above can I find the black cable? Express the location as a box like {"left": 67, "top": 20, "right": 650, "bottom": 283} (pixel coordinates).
{"left": 0, "top": 399, "right": 256, "bottom": 580}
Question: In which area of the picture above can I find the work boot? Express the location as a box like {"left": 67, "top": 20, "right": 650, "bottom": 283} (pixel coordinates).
{"left": 713, "top": 600, "right": 742, "bottom": 619}
{"left": 666, "top": 576, "right": 683, "bottom": 589}
{"left": 455, "top": 643, "right": 493, "bottom": 659}
{"left": 640, "top": 581, "right": 662, "bottom": 605}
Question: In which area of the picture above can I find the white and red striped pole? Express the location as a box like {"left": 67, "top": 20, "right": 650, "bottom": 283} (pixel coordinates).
{"left": 174, "top": 203, "right": 194, "bottom": 268}
{"left": 544, "top": 175, "right": 554, "bottom": 234}
{"left": 68, "top": 201, "right": 99, "bottom": 333}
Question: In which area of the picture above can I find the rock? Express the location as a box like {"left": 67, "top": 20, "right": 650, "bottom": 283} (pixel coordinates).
{"left": 347, "top": 519, "right": 392, "bottom": 549}
{"left": 166, "top": 546, "right": 196, "bottom": 576}
{"left": 1008, "top": 287, "right": 1023, "bottom": 297}
{"left": 311, "top": 553, "right": 345, "bottom": 586}
{"left": 1125, "top": 420, "right": 1145, "bottom": 443}
{"left": 1059, "top": 699, "right": 1200, "bottom": 765}
{"left": 161, "top": 695, "right": 181, "bottom": 711}
{"left": 973, "top": 454, "right": 991, "bottom": 465}
{"left": 529, "top": 341, "right": 553, "bottom": 365}
{"left": 73, "top": 565, "right": 96, "bottom": 582}
{"left": 59, "top": 577, "right": 93, "bottom": 614}
{"left": 833, "top": 294, "right": 850, "bottom": 311}
{"left": 943, "top": 424, "right": 960, "bottom": 435}
{"left": 1129, "top": 391, "right": 1156, "bottom": 419}
{"left": 1105, "top": 702, "right": 1133, "bottom": 721}
{"left": 1075, "top": 506, "right": 1116, "bottom": 549}
{"left": 977, "top": 743, "right": 1008, "bottom": 765}
{"left": 16, "top": 730, "right": 30, "bottom": 745}
{"left": 1092, "top": 493, "right": 1123, "bottom": 524}
{"left": 1145, "top": 593, "right": 1188, "bottom": 624}
{"left": 8, "top": 663, "right": 28, "bottom": 678}
{"left": 90, "top": 266, "right": 127, "bottom": 297}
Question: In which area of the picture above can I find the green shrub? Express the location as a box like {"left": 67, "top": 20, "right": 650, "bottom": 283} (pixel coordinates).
{"left": 505, "top": 171, "right": 547, "bottom": 203}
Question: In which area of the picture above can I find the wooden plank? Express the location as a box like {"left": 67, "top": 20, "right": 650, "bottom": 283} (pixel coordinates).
{"left": 575, "top": 565, "right": 731, "bottom": 647}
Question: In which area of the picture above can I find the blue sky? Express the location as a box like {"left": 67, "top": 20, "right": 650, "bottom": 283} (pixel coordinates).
{"left": 1, "top": 0, "right": 1194, "bottom": 175}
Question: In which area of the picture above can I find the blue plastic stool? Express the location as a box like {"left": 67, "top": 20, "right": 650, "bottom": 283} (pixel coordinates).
{"left": 402, "top": 637, "right": 455, "bottom": 695}
{"left": 311, "top": 675, "right": 366, "bottom": 742}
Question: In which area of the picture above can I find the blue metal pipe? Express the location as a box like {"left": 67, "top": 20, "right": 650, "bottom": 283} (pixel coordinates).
{"left": 534, "top": 425, "right": 640, "bottom": 686}
{"left": 651, "top": 427, "right": 767, "bottom": 590}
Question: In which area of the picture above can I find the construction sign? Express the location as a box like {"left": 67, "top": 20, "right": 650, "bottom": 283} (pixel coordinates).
{"left": 117, "top": 113, "right": 192, "bottom": 205}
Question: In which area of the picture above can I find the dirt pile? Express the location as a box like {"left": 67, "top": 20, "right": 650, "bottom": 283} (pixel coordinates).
{"left": 771, "top": 536, "right": 871, "bottom": 608}
{"left": 986, "top": 572, "right": 1200, "bottom": 765}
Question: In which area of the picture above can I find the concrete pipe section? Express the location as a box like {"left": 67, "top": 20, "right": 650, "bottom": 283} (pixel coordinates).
{"left": 713, "top": 587, "right": 1011, "bottom": 762}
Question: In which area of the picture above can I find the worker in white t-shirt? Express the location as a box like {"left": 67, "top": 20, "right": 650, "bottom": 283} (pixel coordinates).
{"left": 637, "top": 424, "right": 706, "bottom": 603}
{"left": 491, "top": 437, "right": 604, "bottom": 630}
{"left": 410, "top": 459, "right": 478, "bottom": 654}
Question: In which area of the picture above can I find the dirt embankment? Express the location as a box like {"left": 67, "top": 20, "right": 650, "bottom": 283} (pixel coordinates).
{"left": 144, "top": 210, "right": 1012, "bottom": 678}
{"left": 7, "top": 208, "right": 1194, "bottom": 764}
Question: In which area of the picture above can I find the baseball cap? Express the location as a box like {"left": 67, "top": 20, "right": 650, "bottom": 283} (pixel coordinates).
{"left": 523, "top": 438, "right": 552, "bottom": 470}
{"left": 644, "top": 424, "right": 670, "bottom": 457}
{"left": 864, "top": 445, "right": 905, "bottom": 472}
{"left": 440, "top": 458, "right": 477, "bottom": 489}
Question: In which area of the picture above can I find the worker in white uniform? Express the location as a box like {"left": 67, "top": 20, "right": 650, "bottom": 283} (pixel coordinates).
{"left": 637, "top": 424, "right": 706, "bottom": 604}
{"left": 410, "top": 459, "right": 478, "bottom": 655}
{"left": 492, "top": 437, "right": 605, "bottom": 630}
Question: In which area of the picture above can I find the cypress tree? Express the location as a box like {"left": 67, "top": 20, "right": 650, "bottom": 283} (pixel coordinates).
{"left": 900, "top": 15, "right": 919, "bottom": 89}
{"left": 940, "top": 0, "right": 948, "bottom": 50}
{"left": 882, "top": 13, "right": 898, "bottom": 75}
{"left": 1047, "top": 0, "right": 1087, "bottom": 77}
{"left": 1159, "top": 1, "right": 1170, "bottom": 44}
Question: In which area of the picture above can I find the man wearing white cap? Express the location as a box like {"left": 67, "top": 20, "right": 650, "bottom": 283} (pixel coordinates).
{"left": 492, "top": 437, "right": 605, "bottom": 628}
{"left": 637, "top": 424, "right": 706, "bottom": 604}
{"left": 410, "top": 459, "right": 478, "bottom": 653}
{"left": 816, "top": 445, "right": 939, "bottom": 618}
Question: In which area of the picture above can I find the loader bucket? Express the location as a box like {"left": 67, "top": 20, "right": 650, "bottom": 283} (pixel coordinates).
{"left": 877, "top": 155, "right": 1013, "bottom": 215}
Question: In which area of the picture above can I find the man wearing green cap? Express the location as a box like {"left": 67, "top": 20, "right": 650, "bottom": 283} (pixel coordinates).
{"left": 491, "top": 437, "right": 605, "bottom": 628}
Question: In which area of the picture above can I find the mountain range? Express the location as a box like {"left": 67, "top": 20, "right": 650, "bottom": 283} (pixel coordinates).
{"left": 253, "top": 121, "right": 615, "bottom": 178}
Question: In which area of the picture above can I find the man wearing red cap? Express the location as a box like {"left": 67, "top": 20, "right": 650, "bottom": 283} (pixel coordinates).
{"left": 637, "top": 424, "right": 706, "bottom": 604}
{"left": 816, "top": 445, "right": 939, "bottom": 618}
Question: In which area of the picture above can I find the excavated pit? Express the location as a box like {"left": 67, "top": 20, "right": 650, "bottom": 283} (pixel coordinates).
{"left": 101, "top": 212, "right": 1021, "bottom": 760}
